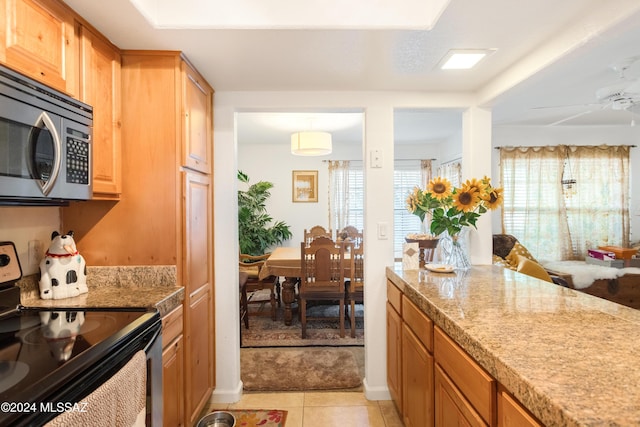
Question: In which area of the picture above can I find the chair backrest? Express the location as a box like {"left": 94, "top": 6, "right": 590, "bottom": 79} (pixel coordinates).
{"left": 351, "top": 243, "right": 364, "bottom": 283}
{"left": 304, "top": 225, "right": 333, "bottom": 246}
{"left": 300, "top": 236, "right": 345, "bottom": 292}
{"left": 338, "top": 225, "right": 363, "bottom": 248}
{"left": 239, "top": 253, "right": 270, "bottom": 278}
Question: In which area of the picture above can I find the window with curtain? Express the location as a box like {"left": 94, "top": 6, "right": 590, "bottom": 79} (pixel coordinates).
{"left": 500, "top": 145, "right": 630, "bottom": 261}
{"left": 436, "top": 160, "right": 462, "bottom": 188}
{"left": 328, "top": 161, "right": 364, "bottom": 234}
{"left": 393, "top": 160, "right": 432, "bottom": 259}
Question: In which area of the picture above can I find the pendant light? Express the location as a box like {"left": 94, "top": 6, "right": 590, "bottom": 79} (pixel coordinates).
{"left": 291, "top": 131, "right": 332, "bottom": 156}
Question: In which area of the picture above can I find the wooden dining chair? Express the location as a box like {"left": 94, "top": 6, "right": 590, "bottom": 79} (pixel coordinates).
{"left": 303, "top": 225, "right": 333, "bottom": 246}
{"left": 299, "top": 236, "right": 346, "bottom": 338}
{"left": 239, "top": 253, "right": 278, "bottom": 322}
{"left": 338, "top": 225, "right": 363, "bottom": 248}
{"left": 344, "top": 242, "right": 364, "bottom": 338}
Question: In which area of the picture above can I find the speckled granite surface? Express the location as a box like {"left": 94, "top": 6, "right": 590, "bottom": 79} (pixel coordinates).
{"left": 387, "top": 265, "right": 640, "bottom": 427}
{"left": 17, "top": 265, "right": 183, "bottom": 317}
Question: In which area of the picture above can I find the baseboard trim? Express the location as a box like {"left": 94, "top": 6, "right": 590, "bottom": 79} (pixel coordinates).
{"left": 209, "top": 380, "right": 243, "bottom": 403}
{"left": 363, "top": 378, "right": 392, "bottom": 401}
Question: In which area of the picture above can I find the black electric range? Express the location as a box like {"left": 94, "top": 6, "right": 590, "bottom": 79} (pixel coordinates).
{"left": 0, "top": 243, "right": 162, "bottom": 427}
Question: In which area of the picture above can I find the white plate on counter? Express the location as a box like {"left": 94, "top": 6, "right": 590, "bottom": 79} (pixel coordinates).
{"left": 425, "top": 264, "right": 455, "bottom": 273}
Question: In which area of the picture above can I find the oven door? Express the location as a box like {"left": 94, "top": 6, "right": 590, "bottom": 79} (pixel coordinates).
{"left": 0, "top": 309, "right": 162, "bottom": 427}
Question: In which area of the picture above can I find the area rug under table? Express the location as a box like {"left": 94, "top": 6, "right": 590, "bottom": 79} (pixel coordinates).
{"left": 241, "top": 301, "right": 364, "bottom": 348}
{"left": 241, "top": 348, "right": 362, "bottom": 391}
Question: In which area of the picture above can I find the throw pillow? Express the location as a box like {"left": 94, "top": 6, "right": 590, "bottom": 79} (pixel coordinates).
{"left": 492, "top": 254, "right": 512, "bottom": 269}
{"left": 516, "top": 255, "right": 553, "bottom": 283}
{"left": 505, "top": 241, "right": 538, "bottom": 270}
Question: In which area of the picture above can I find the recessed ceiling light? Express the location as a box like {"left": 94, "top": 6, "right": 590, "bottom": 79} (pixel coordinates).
{"left": 439, "top": 49, "right": 495, "bottom": 70}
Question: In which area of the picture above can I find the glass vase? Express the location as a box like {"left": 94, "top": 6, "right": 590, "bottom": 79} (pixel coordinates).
{"left": 437, "top": 229, "right": 471, "bottom": 271}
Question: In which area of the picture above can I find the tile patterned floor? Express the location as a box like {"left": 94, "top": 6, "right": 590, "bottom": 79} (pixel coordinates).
{"left": 203, "top": 391, "right": 404, "bottom": 427}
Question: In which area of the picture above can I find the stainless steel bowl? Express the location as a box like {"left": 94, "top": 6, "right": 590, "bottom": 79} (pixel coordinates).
{"left": 196, "top": 411, "right": 236, "bottom": 427}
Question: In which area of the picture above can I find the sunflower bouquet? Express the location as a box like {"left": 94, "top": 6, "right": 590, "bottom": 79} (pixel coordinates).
{"left": 406, "top": 176, "right": 503, "bottom": 238}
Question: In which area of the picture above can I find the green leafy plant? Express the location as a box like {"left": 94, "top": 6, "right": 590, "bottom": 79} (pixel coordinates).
{"left": 238, "top": 170, "right": 292, "bottom": 255}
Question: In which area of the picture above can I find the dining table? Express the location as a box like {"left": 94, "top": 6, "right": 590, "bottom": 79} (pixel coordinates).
{"left": 258, "top": 246, "right": 355, "bottom": 325}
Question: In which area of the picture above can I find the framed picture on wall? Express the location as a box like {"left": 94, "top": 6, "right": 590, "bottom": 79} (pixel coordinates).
{"left": 292, "top": 170, "right": 318, "bottom": 203}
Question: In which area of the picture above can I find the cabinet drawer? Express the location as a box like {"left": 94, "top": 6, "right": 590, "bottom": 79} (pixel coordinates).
{"left": 434, "top": 326, "right": 495, "bottom": 425}
{"left": 402, "top": 295, "right": 433, "bottom": 352}
{"left": 162, "top": 304, "right": 184, "bottom": 348}
{"left": 387, "top": 280, "right": 402, "bottom": 314}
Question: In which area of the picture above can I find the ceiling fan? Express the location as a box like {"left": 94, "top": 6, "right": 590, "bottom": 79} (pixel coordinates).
{"left": 534, "top": 56, "right": 640, "bottom": 126}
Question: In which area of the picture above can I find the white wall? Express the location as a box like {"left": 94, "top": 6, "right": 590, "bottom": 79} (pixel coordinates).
{"left": 492, "top": 125, "right": 640, "bottom": 242}
{"left": 0, "top": 207, "right": 60, "bottom": 275}
{"left": 238, "top": 137, "right": 364, "bottom": 249}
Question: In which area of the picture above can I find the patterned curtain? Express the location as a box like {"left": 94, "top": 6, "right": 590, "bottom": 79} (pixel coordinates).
{"left": 328, "top": 160, "right": 350, "bottom": 233}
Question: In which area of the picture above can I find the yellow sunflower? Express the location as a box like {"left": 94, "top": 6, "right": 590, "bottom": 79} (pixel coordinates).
{"left": 428, "top": 177, "right": 452, "bottom": 200}
{"left": 482, "top": 187, "right": 504, "bottom": 210}
{"left": 464, "top": 178, "right": 487, "bottom": 194}
{"left": 452, "top": 185, "right": 481, "bottom": 212}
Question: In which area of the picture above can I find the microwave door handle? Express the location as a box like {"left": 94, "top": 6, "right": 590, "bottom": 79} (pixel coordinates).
{"left": 36, "top": 112, "right": 61, "bottom": 196}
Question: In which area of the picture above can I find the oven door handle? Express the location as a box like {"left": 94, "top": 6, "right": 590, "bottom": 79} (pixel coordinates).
{"left": 143, "top": 324, "right": 162, "bottom": 354}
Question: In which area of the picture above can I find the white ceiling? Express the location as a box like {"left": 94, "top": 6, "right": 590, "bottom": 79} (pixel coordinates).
{"left": 62, "top": 0, "right": 640, "bottom": 144}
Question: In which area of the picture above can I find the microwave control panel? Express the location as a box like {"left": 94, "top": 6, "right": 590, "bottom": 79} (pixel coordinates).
{"left": 65, "top": 128, "right": 90, "bottom": 185}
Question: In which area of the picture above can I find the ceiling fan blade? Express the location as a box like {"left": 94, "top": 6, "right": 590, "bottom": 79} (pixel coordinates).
{"left": 547, "top": 110, "right": 594, "bottom": 126}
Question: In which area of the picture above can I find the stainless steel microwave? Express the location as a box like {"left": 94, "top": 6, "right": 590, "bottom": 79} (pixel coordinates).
{"left": 0, "top": 65, "right": 93, "bottom": 206}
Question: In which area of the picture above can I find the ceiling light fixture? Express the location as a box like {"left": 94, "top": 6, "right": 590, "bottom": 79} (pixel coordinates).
{"left": 291, "top": 131, "right": 332, "bottom": 156}
{"left": 439, "top": 49, "right": 494, "bottom": 70}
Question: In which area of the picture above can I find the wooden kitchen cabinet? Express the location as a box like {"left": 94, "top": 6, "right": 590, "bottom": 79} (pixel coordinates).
{"left": 78, "top": 24, "right": 122, "bottom": 198}
{"left": 63, "top": 50, "right": 215, "bottom": 427}
{"left": 181, "top": 60, "right": 213, "bottom": 174}
{"left": 435, "top": 364, "right": 487, "bottom": 427}
{"left": 0, "top": 0, "right": 78, "bottom": 95}
{"left": 388, "top": 279, "right": 545, "bottom": 427}
{"left": 162, "top": 305, "right": 184, "bottom": 427}
{"left": 183, "top": 170, "right": 214, "bottom": 426}
{"left": 401, "top": 295, "right": 434, "bottom": 427}
{"left": 386, "top": 298, "right": 402, "bottom": 410}
{"left": 497, "top": 386, "right": 543, "bottom": 427}
{"left": 434, "top": 326, "right": 496, "bottom": 426}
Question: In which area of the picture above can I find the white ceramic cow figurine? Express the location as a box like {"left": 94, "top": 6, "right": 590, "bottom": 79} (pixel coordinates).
{"left": 39, "top": 231, "right": 89, "bottom": 300}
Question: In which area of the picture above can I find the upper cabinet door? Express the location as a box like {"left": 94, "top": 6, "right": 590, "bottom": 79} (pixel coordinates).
{"left": 0, "top": 0, "right": 78, "bottom": 96}
{"left": 79, "top": 25, "right": 122, "bottom": 198}
{"left": 181, "top": 59, "right": 213, "bottom": 174}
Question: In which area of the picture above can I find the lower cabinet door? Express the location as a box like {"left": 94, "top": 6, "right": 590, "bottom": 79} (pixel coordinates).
{"left": 386, "top": 302, "right": 402, "bottom": 412}
{"left": 162, "top": 335, "right": 184, "bottom": 427}
{"left": 185, "top": 284, "right": 214, "bottom": 425}
{"left": 402, "top": 323, "right": 434, "bottom": 427}
{"left": 435, "top": 364, "right": 487, "bottom": 427}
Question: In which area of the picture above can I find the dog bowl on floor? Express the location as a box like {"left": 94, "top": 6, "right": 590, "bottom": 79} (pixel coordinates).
{"left": 197, "top": 411, "right": 236, "bottom": 427}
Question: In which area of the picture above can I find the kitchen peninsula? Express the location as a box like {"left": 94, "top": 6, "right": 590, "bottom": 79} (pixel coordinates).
{"left": 387, "top": 265, "right": 640, "bottom": 427}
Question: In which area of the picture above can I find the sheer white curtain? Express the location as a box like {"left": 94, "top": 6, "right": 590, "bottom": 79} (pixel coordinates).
{"left": 564, "top": 145, "right": 630, "bottom": 254}
{"left": 328, "top": 160, "right": 350, "bottom": 233}
{"left": 500, "top": 145, "right": 630, "bottom": 261}
{"left": 436, "top": 160, "right": 461, "bottom": 187}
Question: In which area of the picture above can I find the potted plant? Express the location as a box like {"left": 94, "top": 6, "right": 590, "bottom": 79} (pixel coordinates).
{"left": 238, "top": 170, "right": 292, "bottom": 255}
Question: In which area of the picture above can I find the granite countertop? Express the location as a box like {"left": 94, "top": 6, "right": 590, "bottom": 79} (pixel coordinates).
{"left": 387, "top": 265, "right": 640, "bottom": 427}
{"left": 18, "top": 266, "right": 184, "bottom": 317}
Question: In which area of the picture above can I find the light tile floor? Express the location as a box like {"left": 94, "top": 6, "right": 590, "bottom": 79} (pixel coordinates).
{"left": 203, "top": 391, "right": 404, "bottom": 427}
